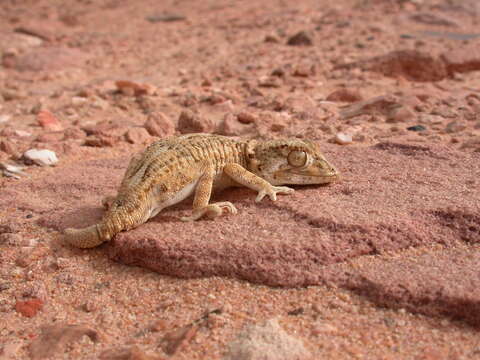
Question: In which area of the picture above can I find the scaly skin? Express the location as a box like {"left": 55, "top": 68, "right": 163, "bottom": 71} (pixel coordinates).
{"left": 64, "top": 133, "right": 339, "bottom": 248}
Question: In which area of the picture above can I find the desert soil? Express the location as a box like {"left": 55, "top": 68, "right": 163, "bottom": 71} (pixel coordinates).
{"left": 1, "top": 0, "right": 480, "bottom": 359}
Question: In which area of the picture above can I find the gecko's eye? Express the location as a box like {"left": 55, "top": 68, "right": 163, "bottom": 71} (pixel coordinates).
{"left": 287, "top": 150, "right": 307, "bottom": 167}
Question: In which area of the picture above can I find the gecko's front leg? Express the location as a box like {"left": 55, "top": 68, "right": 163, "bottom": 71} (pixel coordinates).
{"left": 180, "top": 165, "right": 237, "bottom": 222}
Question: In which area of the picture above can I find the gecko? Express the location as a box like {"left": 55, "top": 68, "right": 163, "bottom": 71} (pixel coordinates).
{"left": 64, "top": 133, "right": 339, "bottom": 248}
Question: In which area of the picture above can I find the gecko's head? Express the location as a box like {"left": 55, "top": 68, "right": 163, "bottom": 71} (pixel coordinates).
{"left": 246, "top": 138, "right": 339, "bottom": 185}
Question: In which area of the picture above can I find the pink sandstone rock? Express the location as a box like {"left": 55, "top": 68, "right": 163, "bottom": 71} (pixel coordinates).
{"left": 225, "top": 319, "right": 311, "bottom": 360}
{"left": 143, "top": 112, "right": 175, "bottom": 138}
{"left": 37, "top": 110, "right": 63, "bottom": 132}
{"left": 343, "top": 247, "right": 480, "bottom": 327}
{"left": 177, "top": 110, "right": 216, "bottom": 134}
{"left": 441, "top": 45, "right": 480, "bottom": 76}
{"left": 14, "top": 47, "right": 88, "bottom": 72}
{"left": 338, "top": 50, "right": 448, "bottom": 82}
{"left": 29, "top": 324, "right": 100, "bottom": 360}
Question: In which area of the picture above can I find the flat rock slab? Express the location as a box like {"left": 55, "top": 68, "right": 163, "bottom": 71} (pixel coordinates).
{"left": 1, "top": 142, "right": 479, "bottom": 288}
{"left": 343, "top": 246, "right": 480, "bottom": 328}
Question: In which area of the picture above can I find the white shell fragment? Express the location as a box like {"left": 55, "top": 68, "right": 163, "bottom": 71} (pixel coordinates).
{"left": 334, "top": 132, "right": 353, "bottom": 145}
{"left": 23, "top": 149, "right": 58, "bottom": 166}
{"left": 0, "top": 162, "right": 27, "bottom": 179}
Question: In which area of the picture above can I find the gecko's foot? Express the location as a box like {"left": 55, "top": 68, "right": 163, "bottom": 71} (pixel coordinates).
{"left": 181, "top": 202, "right": 237, "bottom": 222}
{"left": 255, "top": 186, "right": 294, "bottom": 203}
{"left": 101, "top": 196, "right": 116, "bottom": 210}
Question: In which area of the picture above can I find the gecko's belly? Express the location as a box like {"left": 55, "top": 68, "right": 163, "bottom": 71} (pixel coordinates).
{"left": 148, "top": 180, "right": 199, "bottom": 219}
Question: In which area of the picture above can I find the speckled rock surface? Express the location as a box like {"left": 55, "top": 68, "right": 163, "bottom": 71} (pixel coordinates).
{"left": 343, "top": 246, "right": 480, "bottom": 328}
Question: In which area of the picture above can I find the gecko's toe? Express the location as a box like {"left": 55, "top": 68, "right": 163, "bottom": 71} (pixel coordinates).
{"left": 274, "top": 186, "right": 295, "bottom": 195}
{"left": 255, "top": 191, "right": 267, "bottom": 203}
{"left": 181, "top": 202, "right": 237, "bottom": 222}
{"left": 216, "top": 201, "right": 237, "bottom": 214}
{"left": 256, "top": 186, "right": 294, "bottom": 203}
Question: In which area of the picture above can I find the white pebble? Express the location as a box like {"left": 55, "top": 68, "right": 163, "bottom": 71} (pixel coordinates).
{"left": 23, "top": 149, "right": 58, "bottom": 166}
{"left": 0, "top": 163, "right": 27, "bottom": 178}
{"left": 0, "top": 114, "right": 11, "bottom": 123}
{"left": 14, "top": 130, "right": 31, "bottom": 137}
{"left": 91, "top": 97, "right": 109, "bottom": 110}
{"left": 335, "top": 132, "right": 353, "bottom": 145}
{"left": 71, "top": 96, "right": 88, "bottom": 107}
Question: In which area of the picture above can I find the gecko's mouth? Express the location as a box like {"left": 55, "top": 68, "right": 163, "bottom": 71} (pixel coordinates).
{"left": 288, "top": 169, "right": 339, "bottom": 178}
{"left": 284, "top": 164, "right": 339, "bottom": 177}
{"left": 274, "top": 166, "right": 340, "bottom": 184}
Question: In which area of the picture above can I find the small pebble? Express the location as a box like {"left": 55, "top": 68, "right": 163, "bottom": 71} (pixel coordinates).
{"left": 407, "top": 125, "right": 426, "bottom": 132}
{"left": 0, "top": 114, "right": 11, "bottom": 124}
{"left": 144, "top": 112, "right": 175, "bottom": 138}
{"left": 258, "top": 76, "right": 282, "bottom": 88}
{"left": 0, "top": 163, "right": 26, "bottom": 178}
{"left": 445, "top": 121, "right": 466, "bottom": 133}
{"left": 335, "top": 132, "right": 353, "bottom": 145}
{"left": 326, "top": 88, "right": 363, "bottom": 103}
{"left": 116, "top": 80, "right": 156, "bottom": 96}
{"left": 264, "top": 34, "right": 280, "bottom": 43}
{"left": 201, "top": 78, "right": 212, "bottom": 87}
{"left": 23, "top": 149, "right": 58, "bottom": 166}
{"left": 71, "top": 96, "right": 88, "bottom": 107}
{"left": 37, "top": 110, "right": 63, "bottom": 131}
{"left": 82, "top": 299, "right": 97, "bottom": 313}
{"left": 287, "top": 31, "right": 313, "bottom": 46}
{"left": 0, "top": 282, "right": 11, "bottom": 291}
{"left": 91, "top": 97, "right": 109, "bottom": 110}
{"left": 146, "top": 13, "right": 186, "bottom": 23}
{"left": 15, "top": 298, "right": 44, "bottom": 317}
{"left": 387, "top": 107, "right": 415, "bottom": 123}
{"left": 293, "top": 64, "right": 313, "bottom": 77}
{"left": 125, "top": 127, "right": 151, "bottom": 144}
{"left": 237, "top": 111, "right": 257, "bottom": 124}
{"left": 14, "top": 130, "right": 31, "bottom": 137}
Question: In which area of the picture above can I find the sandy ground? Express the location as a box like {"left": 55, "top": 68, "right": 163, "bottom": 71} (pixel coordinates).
{"left": 1, "top": 0, "right": 480, "bottom": 359}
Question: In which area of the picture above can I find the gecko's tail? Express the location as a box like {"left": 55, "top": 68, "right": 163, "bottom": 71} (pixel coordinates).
{"left": 63, "top": 224, "right": 106, "bottom": 249}
{"left": 63, "top": 195, "right": 151, "bottom": 248}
